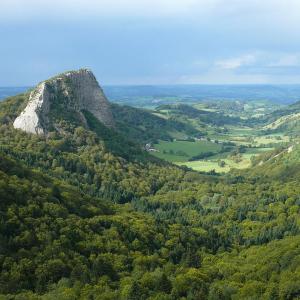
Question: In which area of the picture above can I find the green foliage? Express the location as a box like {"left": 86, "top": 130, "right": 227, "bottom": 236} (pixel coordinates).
{"left": 111, "top": 104, "right": 198, "bottom": 143}
{"left": 0, "top": 93, "right": 300, "bottom": 299}
{"left": 0, "top": 92, "right": 30, "bottom": 124}
{"left": 82, "top": 109, "right": 145, "bottom": 160}
{"left": 156, "top": 104, "right": 243, "bottom": 126}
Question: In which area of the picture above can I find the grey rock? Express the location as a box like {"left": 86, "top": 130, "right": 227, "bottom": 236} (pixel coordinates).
{"left": 13, "top": 69, "right": 114, "bottom": 134}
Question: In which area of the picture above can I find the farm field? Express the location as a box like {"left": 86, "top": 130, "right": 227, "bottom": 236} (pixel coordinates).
{"left": 253, "top": 135, "right": 290, "bottom": 145}
{"left": 152, "top": 140, "right": 222, "bottom": 162}
{"left": 147, "top": 100, "right": 297, "bottom": 173}
{"left": 151, "top": 128, "right": 283, "bottom": 172}
{"left": 177, "top": 159, "right": 243, "bottom": 173}
{"left": 212, "top": 130, "right": 290, "bottom": 146}
{"left": 176, "top": 147, "right": 274, "bottom": 173}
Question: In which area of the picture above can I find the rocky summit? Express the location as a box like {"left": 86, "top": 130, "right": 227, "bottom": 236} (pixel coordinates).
{"left": 13, "top": 69, "right": 114, "bottom": 134}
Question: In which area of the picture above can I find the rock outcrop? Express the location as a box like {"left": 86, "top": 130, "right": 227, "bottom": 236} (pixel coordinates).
{"left": 13, "top": 69, "right": 114, "bottom": 134}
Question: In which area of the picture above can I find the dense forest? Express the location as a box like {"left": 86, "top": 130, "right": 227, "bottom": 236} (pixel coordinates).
{"left": 0, "top": 93, "right": 300, "bottom": 299}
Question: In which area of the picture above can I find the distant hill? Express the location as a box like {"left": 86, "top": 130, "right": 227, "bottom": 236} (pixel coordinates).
{"left": 156, "top": 103, "right": 243, "bottom": 126}
{"left": 1, "top": 71, "right": 300, "bottom": 299}
{"left": 104, "top": 84, "right": 300, "bottom": 106}
{"left": 111, "top": 103, "right": 199, "bottom": 143}
{"left": 262, "top": 99, "right": 300, "bottom": 134}
{"left": 3, "top": 84, "right": 300, "bottom": 106}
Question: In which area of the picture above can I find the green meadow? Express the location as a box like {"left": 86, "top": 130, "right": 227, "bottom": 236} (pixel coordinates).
{"left": 151, "top": 130, "right": 280, "bottom": 173}
{"left": 152, "top": 140, "right": 222, "bottom": 162}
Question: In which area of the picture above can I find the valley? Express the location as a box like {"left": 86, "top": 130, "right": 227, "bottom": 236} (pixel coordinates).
{"left": 133, "top": 101, "right": 293, "bottom": 173}
{"left": 3, "top": 0, "right": 300, "bottom": 298}
{"left": 151, "top": 129, "right": 290, "bottom": 173}
{"left": 1, "top": 85, "right": 297, "bottom": 175}
{"left": 1, "top": 75, "right": 300, "bottom": 299}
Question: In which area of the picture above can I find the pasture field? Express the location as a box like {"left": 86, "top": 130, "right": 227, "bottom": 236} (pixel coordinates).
{"left": 176, "top": 148, "right": 273, "bottom": 173}
{"left": 176, "top": 153, "right": 255, "bottom": 173}
{"left": 253, "top": 135, "right": 290, "bottom": 145}
{"left": 212, "top": 129, "right": 290, "bottom": 147}
{"left": 152, "top": 140, "right": 222, "bottom": 162}
{"left": 151, "top": 133, "right": 278, "bottom": 172}
{"left": 149, "top": 103, "right": 293, "bottom": 173}
{"left": 177, "top": 160, "right": 232, "bottom": 172}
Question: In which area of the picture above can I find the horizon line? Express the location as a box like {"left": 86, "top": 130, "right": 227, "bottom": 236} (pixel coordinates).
{"left": 3, "top": 83, "right": 300, "bottom": 88}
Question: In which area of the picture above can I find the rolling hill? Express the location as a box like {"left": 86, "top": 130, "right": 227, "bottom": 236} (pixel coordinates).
{"left": 0, "top": 70, "right": 300, "bottom": 299}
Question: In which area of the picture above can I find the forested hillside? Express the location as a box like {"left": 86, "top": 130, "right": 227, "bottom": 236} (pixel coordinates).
{"left": 111, "top": 104, "right": 198, "bottom": 143}
{"left": 0, "top": 93, "right": 300, "bottom": 299}
{"left": 156, "top": 104, "right": 243, "bottom": 126}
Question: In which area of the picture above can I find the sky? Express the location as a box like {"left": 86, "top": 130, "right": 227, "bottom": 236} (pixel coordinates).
{"left": 1, "top": 0, "right": 300, "bottom": 85}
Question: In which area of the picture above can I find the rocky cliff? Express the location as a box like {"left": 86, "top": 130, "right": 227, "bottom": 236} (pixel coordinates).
{"left": 13, "top": 69, "right": 114, "bottom": 134}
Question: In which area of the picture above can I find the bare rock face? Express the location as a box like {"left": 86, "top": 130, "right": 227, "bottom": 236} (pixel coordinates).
{"left": 13, "top": 82, "right": 50, "bottom": 134}
{"left": 13, "top": 69, "right": 115, "bottom": 134}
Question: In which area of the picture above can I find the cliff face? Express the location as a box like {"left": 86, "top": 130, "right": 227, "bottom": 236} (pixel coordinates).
{"left": 13, "top": 69, "right": 114, "bottom": 134}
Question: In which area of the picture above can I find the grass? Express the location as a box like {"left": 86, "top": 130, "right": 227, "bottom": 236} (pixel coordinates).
{"left": 176, "top": 155, "right": 250, "bottom": 173}
{"left": 211, "top": 128, "right": 290, "bottom": 147}
{"left": 168, "top": 131, "right": 189, "bottom": 140}
{"left": 227, "top": 127, "right": 257, "bottom": 136}
{"left": 149, "top": 113, "right": 286, "bottom": 173}
{"left": 176, "top": 147, "right": 274, "bottom": 173}
{"left": 253, "top": 135, "right": 290, "bottom": 145}
{"left": 177, "top": 160, "right": 232, "bottom": 172}
{"left": 177, "top": 153, "right": 252, "bottom": 172}
{"left": 245, "top": 147, "right": 274, "bottom": 154}
{"left": 152, "top": 140, "right": 222, "bottom": 162}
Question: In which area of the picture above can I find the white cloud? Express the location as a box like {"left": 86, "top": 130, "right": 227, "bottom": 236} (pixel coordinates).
{"left": 187, "top": 51, "right": 300, "bottom": 84}
{"left": 213, "top": 52, "right": 300, "bottom": 71}
{"left": 214, "top": 54, "right": 256, "bottom": 70}
{"left": 268, "top": 54, "right": 300, "bottom": 67}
